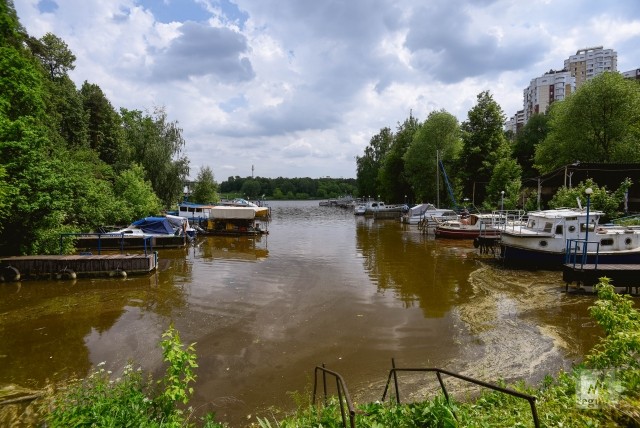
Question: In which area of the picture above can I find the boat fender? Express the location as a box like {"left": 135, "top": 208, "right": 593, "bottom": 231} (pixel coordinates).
{"left": 1, "top": 265, "right": 20, "bottom": 282}
{"left": 473, "top": 238, "right": 480, "bottom": 249}
{"left": 57, "top": 269, "right": 76, "bottom": 280}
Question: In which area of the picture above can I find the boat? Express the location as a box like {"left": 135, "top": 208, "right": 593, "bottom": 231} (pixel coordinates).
{"left": 401, "top": 203, "right": 458, "bottom": 225}
{"left": 362, "top": 201, "right": 407, "bottom": 219}
{"left": 434, "top": 213, "right": 503, "bottom": 239}
{"left": 199, "top": 206, "right": 268, "bottom": 236}
{"left": 354, "top": 204, "right": 367, "bottom": 215}
{"left": 109, "top": 215, "right": 195, "bottom": 237}
{"left": 178, "top": 200, "right": 270, "bottom": 221}
{"left": 499, "top": 208, "right": 640, "bottom": 267}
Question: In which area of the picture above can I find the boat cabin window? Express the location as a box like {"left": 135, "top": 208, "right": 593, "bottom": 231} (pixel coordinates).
{"left": 600, "top": 238, "right": 614, "bottom": 246}
{"left": 555, "top": 225, "right": 563, "bottom": 234}
{"left": 580, "top": 223, "right": 595, "bottom": 232}
{"left": 543, "top": 222, "right": 553, "bottom": 233}
{"left": 568, "top": 225, "right": 576, "bottom": 232}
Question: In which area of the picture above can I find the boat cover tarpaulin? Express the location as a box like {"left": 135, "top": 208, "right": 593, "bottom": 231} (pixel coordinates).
{"left": 210, "top": 207, "right": 256, "bottom": 220}
{"left": 131, "top": 217, "right": 175, "bottom": 234}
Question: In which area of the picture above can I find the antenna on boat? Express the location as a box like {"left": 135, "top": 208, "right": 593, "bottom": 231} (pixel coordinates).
{"left": 576, "top": 197, "right": 582, "bottom": 210}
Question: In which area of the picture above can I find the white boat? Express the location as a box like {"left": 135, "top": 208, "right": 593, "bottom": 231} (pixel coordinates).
{"left": 362, "top": 201, "right": 407, "bottom": 217}
{"left": 401, "top": 203, "right": 458, "bottom": 225}
{"left": 354, "top": 204, "right": 367, "bottom": 215}
{"left": 435, "top": 213, "right": 503, "bottom": 239}
{"left": 499, "top": 208, "right": 640, "bottom": 267}
{"left": 108, "top": 215, "right": 195, "bottom": 238}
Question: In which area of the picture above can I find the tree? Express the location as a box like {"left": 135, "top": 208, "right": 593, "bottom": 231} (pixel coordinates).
{"left": 113, "top": 163, "right": 162, "bottom": 222}
{"left": 404, "top": 110, "right": 460, "bottom": 204}
{"left": 379, "top": 114, "right": 419, "bottom": 203}
{"left": 513, "top": 113, "right": 548, "bottom": 179}
{"left": 240, "top": 179, "right": 261, "bottom": 199}
{"left": 80, "top": 82, "right": 124, "bottom": 166}
{"left": 31, "top": 32, "right": 76, "bottom": 80}
{"left": 535, "top": 72, "right": 640, "bottom": 174}
{"left": 356, "top": 127, "right": 392, "bottom": 199}
{"left": 548, "top": 178, "right": 632, "bottom": 220}
{"left": 190, "top": 166, "right": 219, "bottom": 204}
{"left": 121, "top": 107, "right": 189, "bottom": 207}
{"left": 484, "top": 154, "right": 522, "bottom": 210}
{"left": 457, "top": 91, "right": 508, "bottom": 205}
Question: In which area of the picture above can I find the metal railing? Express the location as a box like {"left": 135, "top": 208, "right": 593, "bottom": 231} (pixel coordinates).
{"left": 312, "top": 365, "right": 357, "bottom": 428}
{"left": 381, "top": 359, "right": 540, "bottom": 428}
{"left": 59, "top": 233, "right": 153, "bottom": 255}
{"left": 565, "top": 238, "right": 600, "bottom": 269}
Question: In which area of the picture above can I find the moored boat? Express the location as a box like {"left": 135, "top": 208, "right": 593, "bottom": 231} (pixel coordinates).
{"left": 499, "top": 208, "right": 640, "bottom": 267}
{"left": 435, "top": 213, "right": 502, "bottom": 239}
{"left": 401, "top": 203, "right": 458, "bottom": 226}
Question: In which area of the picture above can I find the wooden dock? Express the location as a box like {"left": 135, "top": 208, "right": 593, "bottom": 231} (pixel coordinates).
{"left": 562, "top": 263, "right": 640, "bottom": 294}
{"left": 0, "top": 253, "right": 157, "bottom": 281}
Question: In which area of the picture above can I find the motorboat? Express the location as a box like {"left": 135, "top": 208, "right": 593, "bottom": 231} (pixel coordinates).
{"left": 499, "top": 208, "right": 640, "bottom": 267}
{"left": 435, "top": 213, "right": 502, "bottom": 239}
{"left": 401, "top": 203, "right": 458, "bottom": 226}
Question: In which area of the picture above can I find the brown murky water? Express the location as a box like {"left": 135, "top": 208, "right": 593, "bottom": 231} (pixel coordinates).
{"left": 0, "top": 200, "right": 602, "bottom": 426}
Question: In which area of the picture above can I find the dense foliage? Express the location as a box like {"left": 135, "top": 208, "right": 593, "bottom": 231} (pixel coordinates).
{"left": 0, "top": 1, "right": 189, "bottom": 255}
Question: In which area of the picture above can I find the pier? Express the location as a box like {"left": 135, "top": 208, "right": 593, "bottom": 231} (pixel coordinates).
{"left": 0, "top": 253, "right": 157, "bottom": 281}
{"left": 562, "top": 263, "right": 640, "bottom": 294}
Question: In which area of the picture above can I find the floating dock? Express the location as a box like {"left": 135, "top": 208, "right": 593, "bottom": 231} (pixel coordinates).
{"left": 562, "top": 263, "right": 640, "bottom": 294}
{"left": 0, "top": 253, "right": 157, "bottom": 281}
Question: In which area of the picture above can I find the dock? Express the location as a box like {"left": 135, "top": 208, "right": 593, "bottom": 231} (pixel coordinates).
{"left": 0, "top": 253, "right": 157, "bottom": 281}
{"left": 562, "top": 263, "right": 640, "bottom": 294}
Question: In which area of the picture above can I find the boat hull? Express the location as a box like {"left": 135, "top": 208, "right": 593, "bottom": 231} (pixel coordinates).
{"left": 500, "top": 243, "right": 640, "bottom": 268}
{"left": 435, "top": 228, "right": 500, "bottom": 240}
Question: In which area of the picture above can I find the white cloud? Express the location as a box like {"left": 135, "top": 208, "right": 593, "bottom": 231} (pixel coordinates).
{"left": 13, "top": 0, "right": 640, "bottom": 178}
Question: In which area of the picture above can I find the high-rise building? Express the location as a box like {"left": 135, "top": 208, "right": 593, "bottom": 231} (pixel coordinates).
{"left": 622, "top": 68, "right": 640, "bottom": 81}
{"left": 564, "top": 46, "right": 617, "bottom": 88}
{"left": 523, "top": 69, "right": 575, "bottom": 123}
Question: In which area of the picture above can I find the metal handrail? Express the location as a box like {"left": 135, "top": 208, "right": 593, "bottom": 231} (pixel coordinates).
{"left": 381, "top": 359, "right": 540, "bottom": 428}
{"left": 312, "top": 365, "right": 356, "bottom": 428}
{"left": 59, "top": 233, "right": 153, "bottom": 255}
{"left": 565, "top": 238, "right": 600, "bottom": 269}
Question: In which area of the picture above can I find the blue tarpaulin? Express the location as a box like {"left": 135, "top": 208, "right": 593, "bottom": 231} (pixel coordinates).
{"left": 131, "top": 217, "right": 175, "bottom": 235}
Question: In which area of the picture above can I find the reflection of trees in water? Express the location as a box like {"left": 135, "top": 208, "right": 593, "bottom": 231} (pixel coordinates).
{"left": 195, "top": 236, "right": 269, "bottom": 261}
{"left": 0, "top": 258, "right": 191, "bottom": 388}
{"left": 356, "top": 220, "right": 477, "bottom": 318}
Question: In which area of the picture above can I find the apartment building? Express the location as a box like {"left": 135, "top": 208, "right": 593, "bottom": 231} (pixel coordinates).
{"left": 622, "top": 68, "right": 640, "bottom": 81}
{"left": 523, "top": 69, "right": 575, "bottom": 123}
{"left": 563, "top": 46, "right": 617, "bottom": 88}
{"left": 505, "top": 109, "right": 525, "bottom": 135}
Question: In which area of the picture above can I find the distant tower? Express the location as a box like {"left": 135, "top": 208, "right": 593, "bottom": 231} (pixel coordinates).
{"left": 252, "top": 164, "right": 254, "bottom": 178}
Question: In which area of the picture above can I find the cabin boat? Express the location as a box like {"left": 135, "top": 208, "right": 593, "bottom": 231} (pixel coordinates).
{"left": 109, "top": 215, "right": 195, "bottom": 238}
{"left": 178, "top": 201, "right": 270, "bottom": 222}
{"left": 401, "top": 203, "right": 458, "bottom": 226}
{"left": 362, "top": 201, "right": 407, "bottom": 218}
{"left": 499, "top": 208, "right": 640, "bottom": 267}
{"left": 200, "top": 206, "right": 268, "bottom": 236}
{"left": 354, "top": 204, "right": 367, "bottom": 215}
{"left": 435, "top": 213, "right": 502, "bottom": 239}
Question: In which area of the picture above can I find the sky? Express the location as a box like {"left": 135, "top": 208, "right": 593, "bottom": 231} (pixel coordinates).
{"left": 13, "top": 0, "right": 640, "bottom": 180}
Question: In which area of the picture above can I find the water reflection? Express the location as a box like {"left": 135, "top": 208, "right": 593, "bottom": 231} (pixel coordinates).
{"left": 356, "top": 218, "right": 477, "bottom": 317}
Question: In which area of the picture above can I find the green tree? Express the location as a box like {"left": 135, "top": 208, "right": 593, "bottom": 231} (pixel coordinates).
{"left": 513, "top": 113, "right": 548, "bottom": 179}
{"left": 80, "top": 81, "right": 124, "bottom": 167}
{"left": 240, "top": 179, "right": 261, "bottom": 199}
{"left": 121, "top": 107, "right": 189, "bottom": 207}
{"left": 190, "top": 166, "right": 219, "bottom": 204}
{"left": 31, "top": 32, "right": 76, "bottom": 80}
{"left": 113, "top": 163, "right": 162, "bottom": 222}
{"left": 457, "top": 91, "right": 508, "bottom": 205}
{"left": 404, "top": 110, "right": 460, "bottom": 204}
{"left": 548, "top": 178, "right": 631, "bottom": 219}
{"left": 484, "top": 153, "right": 522, "bottom": 210}
{"left": 379, "top": 114, "right": 419, "bottom": 203}
{"left": 356, "top": 127, "right": 392, "bottom": 199}
{"left": 535, "top": 72, "right": 640, "bottom": 174}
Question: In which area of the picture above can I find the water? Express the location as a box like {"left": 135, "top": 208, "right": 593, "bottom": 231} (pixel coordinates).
{"left": 0, "top": 200, "right": 601, "bottom": 426}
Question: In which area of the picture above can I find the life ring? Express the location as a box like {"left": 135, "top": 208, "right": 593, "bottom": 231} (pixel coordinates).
{"left": 1, "top": 265, "right": 20, "bottom": 282}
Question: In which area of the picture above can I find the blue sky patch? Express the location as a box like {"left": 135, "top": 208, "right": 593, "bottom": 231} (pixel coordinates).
{"left": 37, "top": 0, "right": 58, "bottom": 13}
